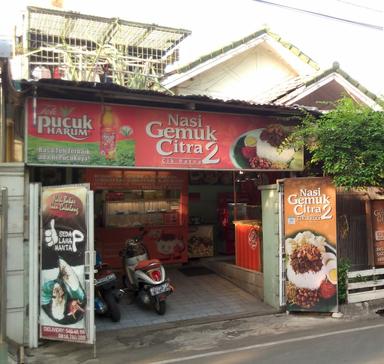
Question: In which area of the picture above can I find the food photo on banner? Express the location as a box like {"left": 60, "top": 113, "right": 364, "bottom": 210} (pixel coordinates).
{"left": 40, "top": 185, "right": 89, "bottom": 342}
{"left": 283, "top": 177, "right": 338, "bottom": 313}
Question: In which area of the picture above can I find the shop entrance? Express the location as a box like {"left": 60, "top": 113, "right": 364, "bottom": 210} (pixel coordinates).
{"left": 84, "top": 168, "right": 270, "bottom": 274}
{"left": 84, "top": 168, "right": 276, "bottom": 330}
{"left": 30, "top": 166, "right": 278, "bottom": 331}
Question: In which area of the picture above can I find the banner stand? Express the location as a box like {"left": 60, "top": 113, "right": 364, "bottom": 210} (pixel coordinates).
{"left": 39, "top": 184, "right": 95, "bottom": 345}
{"left": 29, "top": 184, "right": 40, "bottom": 348}
{"left": 283, "top": 177, "right": 338, "bottom": 313}
{"left": 86, "top": 189, "right": 96, "bottom": 356}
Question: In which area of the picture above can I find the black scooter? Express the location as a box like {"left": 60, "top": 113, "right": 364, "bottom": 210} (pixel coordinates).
{"left": 94, "top": 253, "right": 123, "bottom": 322}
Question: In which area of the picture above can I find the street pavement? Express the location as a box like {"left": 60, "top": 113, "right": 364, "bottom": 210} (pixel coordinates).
{"left": 0, "top": 342, "right": 8, "bottom": 364}
{"left": 5, "top": 262, "right": 384, "bottom": 364}
{"left": 21, "top": 298, "right": 384, "bottom": 364}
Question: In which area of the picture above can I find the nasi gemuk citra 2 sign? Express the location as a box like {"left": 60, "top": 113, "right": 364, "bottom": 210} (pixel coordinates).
{"left": 284, "top": 177, "right": 338, "bottom": 312}
{"left": 40, "top": 185, "right": 89, "bottom": 342}
{"left": 26, "top": 97, "right": 303, "bottom": 170}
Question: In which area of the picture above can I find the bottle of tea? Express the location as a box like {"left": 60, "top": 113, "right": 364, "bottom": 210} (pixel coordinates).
{"left": 100, "top": 106, "right": 117, "bottom": 160}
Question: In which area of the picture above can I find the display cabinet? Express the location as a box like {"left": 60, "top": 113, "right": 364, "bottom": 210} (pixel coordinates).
{"left": 103, "top": 189, "right": 181, "bottom": 228}
{"left": 86, "top": 169, "right": 189, "bottom": 268}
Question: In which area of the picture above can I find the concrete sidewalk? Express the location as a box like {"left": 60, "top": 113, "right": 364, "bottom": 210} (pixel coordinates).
{"left": 0, "top": 342, "right": 8, "bottom": 364}
{"left": 4, "top": 296, "right": 382, "bottom": 364}
{"left": 7, "top": 264, "right": 384, "bottom": 364}
{"left": 24, "top": 301, "right": 384, "bottom": 364}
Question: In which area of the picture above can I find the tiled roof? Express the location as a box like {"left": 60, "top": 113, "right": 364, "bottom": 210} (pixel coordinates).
{"left": 167, "top": 28, "right": 320, "bottom": 75}
{"left": 255, "top": 74, "right": 314, "bottom": 104}
{"left": 267, "top": 62, "right": 381, "bottom": 104}
{"left": 2, "top": 60, "right": 319, "bottom": 118}
{"left": 304, "top": 63, "right": 380, "bottom": 102}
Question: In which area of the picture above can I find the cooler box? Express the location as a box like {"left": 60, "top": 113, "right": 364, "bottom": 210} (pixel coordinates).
{"left": 234, "top": 220, "right": 262, "bottom": 271}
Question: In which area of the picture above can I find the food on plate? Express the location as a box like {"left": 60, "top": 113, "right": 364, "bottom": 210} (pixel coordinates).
{"left": 295, "top": 287, "right": 320, "bottom": 309}
{"left": 327, "top": 268, "right": 338, "bottom": 285}
{"left": 285, "top": 231, "right": 337, "bottom": 308}
{"left": 324, "top": 253, "right": 338, "bottom": 285}
{"left": 249, "top": 156, "right": 272, "bottom": 169}
{"left": 231, "top": 124, "right": 297, "bottom": 169}
{"left": 290, "top": 243, "right": 323, "bottom": 274}
{"left": 260, "top": 124, "right": 288, "bottom": 147}
{"left": 256, "top": 138, "right": 295, "bottom": 166}
{"left": 319, "top": 280, "right": 337, "bottom": 299}
{"left": 241, "top": 146, "right": 257, "bottom": 160}
{"left": 244, "top": 134, "right": 257, "bottom": 147}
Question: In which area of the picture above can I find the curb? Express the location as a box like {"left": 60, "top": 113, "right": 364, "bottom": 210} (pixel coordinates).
{"left": 97, "top": 308, "right": 282, "bottom": 338}
{"left": 339, "top": 299, "right": 384, "bottom": 318}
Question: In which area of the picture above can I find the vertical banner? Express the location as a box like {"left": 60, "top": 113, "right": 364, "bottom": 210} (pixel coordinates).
{"left": 284, "top": 177, "right": 338, "bottom": 312}
{"left": 40, "top": 185, "right": 89, "bottom": 342}
{"left": 372, "top": 200, "right": 384, "bottom": 266}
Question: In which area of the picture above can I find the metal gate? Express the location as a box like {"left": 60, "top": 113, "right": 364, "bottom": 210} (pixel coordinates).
{"left": 336, "top": 191, "right": 369, "bottom": 270}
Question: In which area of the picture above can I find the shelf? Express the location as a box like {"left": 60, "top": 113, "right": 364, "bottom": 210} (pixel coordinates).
{"left": 103, "top": 186, "right": 182, "bottom": 228}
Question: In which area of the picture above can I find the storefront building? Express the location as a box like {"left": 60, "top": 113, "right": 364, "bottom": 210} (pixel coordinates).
{"left": 1, "top": 64, "right": 317, "bottom": 352}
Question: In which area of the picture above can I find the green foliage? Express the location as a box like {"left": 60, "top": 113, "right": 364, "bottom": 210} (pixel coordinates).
{"left": 337, "top": 258, "right": 351, "bottom": 304}
{"left": 348, "top": 274, "right": 368, "bottom": 283}
{"left": 286, "top": 97, "right": 384, "bottom": 188}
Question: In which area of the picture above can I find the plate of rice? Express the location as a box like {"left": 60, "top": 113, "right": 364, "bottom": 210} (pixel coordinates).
{"left": 285, "top": 231, "right": 336, "bottom": 290}
{"left": 230, "top": 125, "right": 299, "bottom": 170}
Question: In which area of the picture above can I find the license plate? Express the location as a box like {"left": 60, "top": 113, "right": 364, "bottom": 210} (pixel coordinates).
{"left": 95, "top": 273, "right": 116, "bottom": 286}
{"left": 150, "top": 282, "right": 170, "bottom": 296}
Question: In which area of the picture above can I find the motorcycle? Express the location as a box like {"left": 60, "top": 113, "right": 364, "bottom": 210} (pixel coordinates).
{"left": 120, "top": 230, "right": 173, "bottom": 315}
{"left": 94, "top": 252, "right": 123, "bottom": 322}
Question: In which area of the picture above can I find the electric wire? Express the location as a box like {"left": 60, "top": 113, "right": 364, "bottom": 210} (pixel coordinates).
{"left": 334, "top": 0, "right": 383, "bottom": 13}
{"left": 252, "top": 0, "right": 383, "bottom": 30}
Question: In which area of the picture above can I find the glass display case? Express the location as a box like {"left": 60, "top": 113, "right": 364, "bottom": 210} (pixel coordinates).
{"left": 87, "top": 169, "right": 189, "bottom": 267}
{"left": 104, "top": 189, "right": 182, "bottom": 227}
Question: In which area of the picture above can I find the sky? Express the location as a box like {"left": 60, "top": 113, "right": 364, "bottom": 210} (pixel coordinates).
{"left": 1, "top": 0, "right": 383, "bottom": 96}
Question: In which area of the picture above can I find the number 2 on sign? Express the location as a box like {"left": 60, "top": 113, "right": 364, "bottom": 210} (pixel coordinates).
{"left": 202, "top": 142, "right": 220, "bottom": 164}
{"left": 321, "top": 204, "right": 332, "bottom": 220}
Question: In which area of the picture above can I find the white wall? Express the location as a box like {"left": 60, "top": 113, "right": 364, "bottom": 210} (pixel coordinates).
{"left": 0, "top": 163, "right": 26, "bottom": 345}
{"left": 174, "top": 43, "right": 298, "bottom": 102}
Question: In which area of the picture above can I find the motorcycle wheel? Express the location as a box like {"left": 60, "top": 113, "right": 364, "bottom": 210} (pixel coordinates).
{"left": 122, "top": 274, "right": 130, "bottom": 288}
{"left": 154, "top": 298, "right": 166, "bottom": 315}
{"left": 104, "top": 290, "right": 121, "bottom": 322}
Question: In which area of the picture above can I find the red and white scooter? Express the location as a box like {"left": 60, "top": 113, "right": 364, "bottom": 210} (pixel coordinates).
{"left": 120, "top": 230, "right": 173, "bottom": 315}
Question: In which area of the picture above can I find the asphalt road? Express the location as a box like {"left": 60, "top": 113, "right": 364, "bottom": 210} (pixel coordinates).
{"left": 26, "top": 312, "right": 384, "bottom": 364}
{"left": 150, "top": 319, "right": 384, "bottom": 364}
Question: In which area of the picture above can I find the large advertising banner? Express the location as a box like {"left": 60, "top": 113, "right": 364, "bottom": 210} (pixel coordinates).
{"left": 26, "top": 97, "right": 303, "bottom": 171}
{"left": 284, "top": 177, "right": 338, "bottom": 312}
{"left": 372, "top": 200, "right": 384, "bottom": 266}
{"left": 40, "top": 185, "right": 89, "bottom": 342}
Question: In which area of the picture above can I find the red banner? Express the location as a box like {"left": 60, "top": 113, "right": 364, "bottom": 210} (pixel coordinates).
{"left": 26, "top": 97, "right": 303, "bottom": 170}
{"left": 284, "top": 177, "right": 338, "bottom": 313}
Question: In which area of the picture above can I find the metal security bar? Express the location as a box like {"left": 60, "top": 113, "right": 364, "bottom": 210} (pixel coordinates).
{"left": 16, "top": 6, "right": 191, "bottom": 91}
{"left": 0, "top": 187, "right": 8, "bottom": 344}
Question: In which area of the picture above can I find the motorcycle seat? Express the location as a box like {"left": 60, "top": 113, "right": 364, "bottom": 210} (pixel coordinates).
{"left": 135, "top": 259, "right": 161, "bottom": 270}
